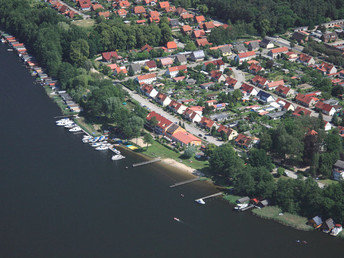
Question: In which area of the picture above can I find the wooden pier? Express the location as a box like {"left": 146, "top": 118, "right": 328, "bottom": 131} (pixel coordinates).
{"left": 195, "top": 192, "right": 223, "bottom": 203}
{"left": 132, "top": 158, "right": 161, "bottom": 167}
{"left": 169, "top": 177, "right": 201, "bottom": 188}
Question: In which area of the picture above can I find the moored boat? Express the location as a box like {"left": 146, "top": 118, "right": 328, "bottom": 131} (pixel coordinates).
{"left": 330, "top": 225, "right": 343, "bottom": 236}
{"left": 111, "top": 154, "right": 125, "bottom": 160}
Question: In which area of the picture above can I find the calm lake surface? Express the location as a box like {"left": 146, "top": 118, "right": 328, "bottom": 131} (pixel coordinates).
{"left": 1, "top": 43, "right": 344, "bottom": 258}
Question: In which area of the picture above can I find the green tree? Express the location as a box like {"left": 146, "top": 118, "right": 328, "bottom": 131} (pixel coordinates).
{"left": 143, "top": 133, "right": 154, "bottom": 149}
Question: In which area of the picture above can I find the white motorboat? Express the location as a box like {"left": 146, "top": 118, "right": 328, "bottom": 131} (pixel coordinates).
{"left": 234, "top": 203, "right": 249, "bottom": 210}
{"left": 111, "top": 147, "right": 121, "bottom": 154}
{"left": 111, "top": 154, "right": 125, "bottom": 160}
{"left": 64, "top": 123, "right": 76, "bottom": 128}
{"left": 330, "top": 225, "right": 343, "bottom": 236}
{"left": 69, "top": 126, "right": 82, "bottom": 132}
{"left": 96, "top": 145, "right": 109, "bottom": 151}
{"left": 91, "top": 142, "right": 102, "bottom": 147}
{"left": 196, "top": 199, "right": 206, "bottom": 205}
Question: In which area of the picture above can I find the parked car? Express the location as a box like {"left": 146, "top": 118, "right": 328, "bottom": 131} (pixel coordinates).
{"left": 198, "top": 134, "right": 202, "bottom": 137}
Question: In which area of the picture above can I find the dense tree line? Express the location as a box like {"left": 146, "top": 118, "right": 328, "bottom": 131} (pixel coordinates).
{"left": 209, "top": 142, "right": 344, "bottom": 224}
{"left": 172, "top": 0, "right": 344, "bottom": 37}
{"left": 0, "top": 0, "right": 148, "bottom": 138}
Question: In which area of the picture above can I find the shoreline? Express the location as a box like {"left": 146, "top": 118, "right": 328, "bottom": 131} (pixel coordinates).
{"left": 1, "top": 33, "right": 340, "bottom": 241}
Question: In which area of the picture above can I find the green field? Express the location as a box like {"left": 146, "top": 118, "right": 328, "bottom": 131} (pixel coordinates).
{"left": 142, "top": 140, "right": 208, "bottom": 170}
{"left": 72, "top": 19, "right": 95, "bottom": 29}
{"left": 252, "top": 206, "right": 313, "bottom": 231}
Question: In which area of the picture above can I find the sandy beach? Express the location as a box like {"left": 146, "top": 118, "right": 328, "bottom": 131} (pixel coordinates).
{"left": 161, "top": 158, "right": 197, "bottom": 174}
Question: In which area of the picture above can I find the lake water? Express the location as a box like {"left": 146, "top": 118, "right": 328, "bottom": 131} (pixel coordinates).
{"left": 1, "top": 43, "right": 344, "bottom": 258}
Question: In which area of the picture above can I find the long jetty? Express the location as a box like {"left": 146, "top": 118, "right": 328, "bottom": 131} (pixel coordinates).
{"left": 132, "top": 158, "right": 161, "bottom": 167}
{"left": 169, "top": 177, "right": 201, "bottom": 188}
{"left": 195, "top": 192, "right": 223, "bottom": 203}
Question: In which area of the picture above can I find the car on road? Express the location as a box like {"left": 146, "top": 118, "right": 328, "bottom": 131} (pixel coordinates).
{"left": 198, "top": 134, "right": 202, "bottom": 137}
{"left": 203, "top": 136, "right": 207, "bottom": 140}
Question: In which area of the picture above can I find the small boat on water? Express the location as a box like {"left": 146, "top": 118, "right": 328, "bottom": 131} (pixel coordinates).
{"left": 64, "top": 123, "right": 76, "bottom": 128}
{"left": 173, "top": 217, "right": 181, "bottom": 222}
{"left": 234, "top": 203, "right": 249, "bottom": 210}
{"left": 111, "top": 147, "right": 121, "bottom": 154}
{"left": 7, "top": 49, "right": 13, "bottom": 52}
{"left": 69, "top": 126, "right": 81, "bottom": 132}
{"left": 330, "top": 225, "right": 343, "bottom": 236}
{"left": 111, "top": 154, "right": 125, "bottom": 160}
{"left": 196, "top": 199, "right": 206, "bottom": 205}
{"left": 96, "top": 145, "right": 109, "bottom": 151}
{"left": 91, "top": 142, "right": 102, "bottom": 147}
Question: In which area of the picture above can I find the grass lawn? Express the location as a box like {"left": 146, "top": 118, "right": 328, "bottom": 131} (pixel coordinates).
{"left": 223, "top": 194, "right": 242, "bottom": 204}
{"left": 75, "top": 117, "right": 101, "bottom": 136}
{"left": 252, "top": 206, "right": 313, "bottom": 231}
{"left": 141, "top": 140, "right": 208, "bottom": 170}
{"left": 318, "top": 179, "right": 338, "bottom": 187}
{"left": 72, "top": 19, "right": 95, "bottom": 29}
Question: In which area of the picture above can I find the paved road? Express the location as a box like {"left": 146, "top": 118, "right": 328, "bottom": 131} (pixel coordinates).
{"left": 120, "top": 85, "right": 223, "bottom": 146}
{"left": 266, "top": 36, "right": 304, "bottom": 52}
{"left": 59, "top": 0, "right": 90, "bottom": 19}
{"left": 284, "top": 169, "right": 325, "bottom": 188}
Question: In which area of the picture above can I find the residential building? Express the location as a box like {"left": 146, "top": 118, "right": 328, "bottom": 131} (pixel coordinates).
{"left": 235, "top": 134, "right": 253, "bottom": 149}
{"left": 248, "top": 63, "right": 263, "bottom": 74}
{"left": 199, "top": 117, "right": 217, "bottom": 131}
{"left": 102, "top": 51, "right": 121, "bottom": 62}
{"left": 129, "top": 63, "right": 141, "bottom": 74}
{"left": 295, "top": 93, "right": 318, "bottom": 107}
{"left": 196, "top": 38, "right": 211, "bottom": 47}
{"left": 225, "top": 77, "right": 240, "bottom": 89}
{"left": 171, "top": 131, "right": 202, "bottom": 146}
{"left": 260, "top": 38, "right": 274, "bottom": 49}
{"left": 195, "top": 15, "right": 205, "bottom": 24}
{"left": 257, "top": 91, "right": 275, "bottom": 103}
{"left": 149, "top": 11, "right": 160, "bottom": 23}
{"left": 141, "top": 84, "right": 158, "bottom": 98}
{"left": 166, "top": 41, "right": 177, "bottom": 52}
{"left": 317, "top": 62, "right": 337, "bottom": 75}
{"left": 169, "top": 19, "right": 180, "bottom": 29}
{"left": 275, "top": 85, "right": 294, "bottom": 98}
{"left": 203, "top": 21, "right": 215, "bottom": 32}
{"left": 182, "top": 25, "right": 192, "bottom": 34}
{"left": 145, "top": 60, "right": 157, "bottom": 71}
{"left": 240, "top": 83, "right": 258, "bottom": 96}
{"left": 333, "top": 160, "right": 344, "bottom": 180}
{"left": 315, "top": 101, "right": 336, "bottom": 116}
{"left": 251, "top": 75, "right": 268, "bottom": 88}
{"left": 134, "top": 5, "right": 146, "bottom": 14}
{"left": 141, "top": 44, "right": 153, "bottom": 52}
{"left": 233, "top": 44, "right": 247, "bottom": 53}
{"left": 248, "top": 41, "right": 260, "bottom": 51}
{"left": 268, "top": 47, "right": 289, "bottom": 58}
{"left": 175, "top": 54, "right": 187, "bottom": 65}
{"left": 292, "top": 106, "right": 312, "bottom": 117}
{"left": 165, "top": 65, "right": 187, "bottom": 78}
{"left": 298, "top": 53, "right": 315, "bottom": 66}
{"left": 217, "top": 125, "right": 238, "bottom": 140}
{"left": 165, "top": 123, "right": 185, "bottom": 138}
{"left": 321, "top": 32, "right": 338, "bottom": 43}
{"left": 193, "top": 29, "right": 205, "bottom": 38}
{"left": 183, "top": 108, "right": 202, "bottom": 123}
{"left": 210, "top": 70, "right": 226, "bottom": 82}
{"left": 219, "top": 45, "right": 232, "bottom": 56}
{"left": 146, "top": 111, "right": 172, "bottom": 135}
{"left": 266, "top": 80, "right": 284, "bottom": 90}
{"left": 159, "top": 57, "right": 174, "bottom": 67}
{"left": 292, "top": 31, "right": 309, "bottom": 43}
{"left": 136, "top": 73, "right": 157, "bottom": 84}
{"left": 156, "top": 92, "right": 172, "bottom": 106}
{"left": 190, "top": 50, "right": 205, "bottom": 62}
{"left": 235, "top": 51, "right": 256, "bottom": 63}
{"left": 168, "top": 100, "right": 187, "bottom": 114}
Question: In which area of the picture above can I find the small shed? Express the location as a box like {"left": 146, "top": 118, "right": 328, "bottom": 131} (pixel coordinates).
{"left": 258, "top": 200, "right": 269, "bottom": 208}
{"left": 323, "top": 218, "right": 335, "bottom": 232}
{"left": 236, "top": 196, "right": 250, "bottom": 204}
{"left": 309, "top": 216, "right": 323, "bottom": 229}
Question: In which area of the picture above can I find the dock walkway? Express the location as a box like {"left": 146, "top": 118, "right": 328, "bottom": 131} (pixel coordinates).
{"left": 195, "top": 192, "right": 223, "bottom": 203}
{"left": 133, "top": 158, "right": 161, "bottom": 167}
{"left": 170, "top": 177, "right": 201, "bottom": 188}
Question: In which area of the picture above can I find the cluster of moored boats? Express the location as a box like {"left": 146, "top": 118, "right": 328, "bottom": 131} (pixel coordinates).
{"left": 56, "top": 118, "right": 125, "bottom": 160}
